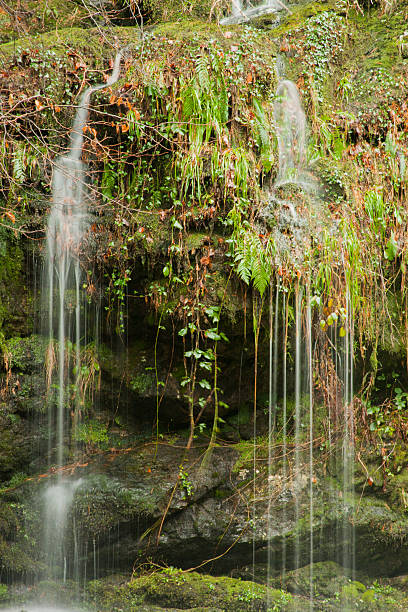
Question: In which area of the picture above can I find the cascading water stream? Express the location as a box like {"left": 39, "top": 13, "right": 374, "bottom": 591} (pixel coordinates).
{"left": 260, "top": 51, "right": 354, "bottom": 611}
{"left": 273, "top": 79, "right": 318, "bottom": 194}
{"left": 43, "top": 50, "right": 123, "bottom": 583}
{"left": 220, "top": 0, "right": 288, "bottom": 25}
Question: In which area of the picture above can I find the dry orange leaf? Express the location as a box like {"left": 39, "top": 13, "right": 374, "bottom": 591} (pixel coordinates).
{"left": 4, "top": 211, "right": 15, "bottom": 223}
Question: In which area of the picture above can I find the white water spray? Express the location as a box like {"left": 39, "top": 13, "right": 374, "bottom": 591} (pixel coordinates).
{"left": 43, "top": 479, "right": 83, "bottom": 580}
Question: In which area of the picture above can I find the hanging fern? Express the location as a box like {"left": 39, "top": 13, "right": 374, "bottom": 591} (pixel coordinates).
{"left": 234, "top": 223, "right": 274, "bottom": 296}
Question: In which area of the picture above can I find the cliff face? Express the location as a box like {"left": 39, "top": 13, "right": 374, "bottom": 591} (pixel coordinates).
{"left": 1, "top": 0, "right": 408, "bottom": 609}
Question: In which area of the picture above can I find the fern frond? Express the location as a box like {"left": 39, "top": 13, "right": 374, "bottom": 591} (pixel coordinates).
{"left": 12, "top": 144, "right": 26, "bottom": 184}
{"left": 196, "top": 55, "right": 210, "bottom": 93}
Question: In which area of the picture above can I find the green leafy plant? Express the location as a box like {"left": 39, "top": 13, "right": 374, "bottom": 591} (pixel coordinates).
{"left": 178, "top": 465, "right": 194, "bottom": 498}
{"left": 74, "top": 419, "right": 109, "bottom": 450}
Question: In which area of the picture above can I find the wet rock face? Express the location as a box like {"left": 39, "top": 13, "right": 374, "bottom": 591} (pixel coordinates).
{"left": 80, "top": 446, "right": 408, "bottom": 577}
{"left": 5, "top": 442, "right": 402, "bottom": 579}
{"left": 0, "top": 407, "right": 33, "bottom": 478}
{"left": 3, "top": 338, "right": 408, "bottom": 582}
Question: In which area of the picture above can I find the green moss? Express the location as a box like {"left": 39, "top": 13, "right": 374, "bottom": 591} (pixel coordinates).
{"left": 0, "top": 229, "right": 28, "bottom": 336}
{"left": 271, "top": 0, "right": 341, "bottom": 38}
{"left": 0, "top": 498, "right": 42, "bottom": 575}
{"left": 86, "top": 569, "right": 294, "bottom": 611}
{"left": 130, "top": 371, "right": 155, "bottom": 395}
{"left": 0, "top": 25, "right": 135, "bottom": 60}
{"left": 0, "top": 584, "right": 7, "bottom": 602}
{"left": 350, "top": 5, "right": 408, "bottom": 71}
{"left": 73, "top": 473, "right": 158, "bottom": 536}
{"left": 145, "top": 0, "right": 226, "bottom": 23}
{"left": 4, "top": 334, "right": 47, "bottom": 372}
{"left": 74, "top": 419, "right": 109, "bottom": 450}
{"left": 132, "top": 210, "right": 170, "bottom": 255}
{"left": 185, "top": 232, "right": 209, "bottom": 251}
{"left": 339, "top": 580, "right": 405, "bottom": 611}
{"left": 155, "top": 18, "right": 222, "bottom": 38}
{"left": 0, "top": 0, "right": 88, "bottom": 44}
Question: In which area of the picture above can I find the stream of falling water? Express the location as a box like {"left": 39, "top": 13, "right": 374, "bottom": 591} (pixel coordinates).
{"left": 262, "top": 281, "right": 355, "bottom": 609}
{"left": 43, "top": 50, "right": 123, "bottom": 583}
{"left": 249, "top": 24, "right": 355, "bottom": 609}
{"left": 220, "top": 0, "right": 286, "bottom": 25}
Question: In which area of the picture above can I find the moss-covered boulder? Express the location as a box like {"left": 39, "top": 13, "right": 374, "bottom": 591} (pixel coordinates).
{"left": 85, "top": 569, "right": 295, "bottom": 611}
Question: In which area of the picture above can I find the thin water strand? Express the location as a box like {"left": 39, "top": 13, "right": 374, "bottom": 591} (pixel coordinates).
{"left": 306, "top": 290, "right": 314, "bottom": 610}
{"left": 43, "top": 50, "right": 123, "bottom": 583}
{"left": 281, "top": 291, "right": 288, "bottom": 588}
{"left": 294, "top": 284, "right": 302, "bottom": 572}
{"left": 266, "top": 285, "right": 275, "bottom": 607}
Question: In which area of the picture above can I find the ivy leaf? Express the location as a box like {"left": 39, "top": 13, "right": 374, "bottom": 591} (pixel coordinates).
{"left": 205, "top": 329, "right": 221, "bottom": 341}
{"left": 199, "top": 379, "right": 211, "bottom": 390}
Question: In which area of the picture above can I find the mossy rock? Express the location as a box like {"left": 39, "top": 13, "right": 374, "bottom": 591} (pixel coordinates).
{"left": 0, "top": 496, "right": 43, "bottom": 575}
{"left": 338, "top": 579, "right": 407, "bottom": 611}
{"left": 0, "top": 24, "right": 137, "bottom": 59}
{"left": 0, "top": 230, "right": 30, "bottom": 337}
{"left": 72, "top": 472, "right": 158, "bottom": 537}
{"left": 145, "top": 0, "right": 229, "bottom": 23}
{"left": 0, "top": 405, "right": 33, "bottom": 478}
{"left": 282, "top": 561, "right": 353, "bottom": 598}
{"left": 86, "top": 569, "right": 294, "bottom": 611}
{"left": 0, "top": 0, "right": 89, "bottom": 44}
{"left": 4, "top": 334, "right": 48, "bottom": 373}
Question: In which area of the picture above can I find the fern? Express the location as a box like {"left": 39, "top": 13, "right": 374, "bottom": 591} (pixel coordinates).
{"left": 196, "top": 55, "right": 210, "bottom": 93}
{"left": 12, "top": 144, "right": 26, "bottom": 184}
{"left": 182, "top": 84, "right": 198, "bottom": 118}
{"left": 253, "top": 98, "right": 273, "bottom": 171}
{"left": 101, "top": 162, "right": 116, "bottom": 201}
{"left": 234, "top": 225, "right": 273, "bottom": 296}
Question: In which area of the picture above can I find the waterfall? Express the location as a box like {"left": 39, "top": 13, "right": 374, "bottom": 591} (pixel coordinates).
{"left": 43, "top": 50, "right": 123, "bottom": 582}
{"left": 43, "top": 479, "right": 83, "bottom": 581}
{"left": 259, "top": 61, "right": 355, "bottom": 609}
{"left": 232, "top": 0, "right": 244, "bottom": 17}
{"left": 220, "top": 0, "right": 287, "bottom": 25}
{"left": 273, "top": 79, "right": 317, "bottom": 193}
